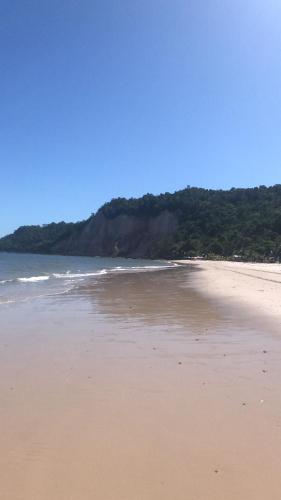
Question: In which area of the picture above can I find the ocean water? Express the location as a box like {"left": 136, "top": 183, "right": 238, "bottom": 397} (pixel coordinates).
{"left": 0, "top": 252, "right": 177, "bottom": 305}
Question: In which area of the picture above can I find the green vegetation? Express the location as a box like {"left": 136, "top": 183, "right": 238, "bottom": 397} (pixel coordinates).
{"left": 1, "top": 185, "right": 281, "bottom": 261}
{"left": 99, "top": 185, "right": 281, "bottom": 261}
{"left": 0, "top": 221, "right": 85, "bottom": 254}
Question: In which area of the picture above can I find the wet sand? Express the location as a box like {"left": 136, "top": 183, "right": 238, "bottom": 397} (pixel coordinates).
{"left": 1, "top": 267, "right": 281, "bottom": 499}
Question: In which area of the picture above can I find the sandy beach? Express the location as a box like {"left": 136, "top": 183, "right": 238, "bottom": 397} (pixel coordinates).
{"left": 1, "top": 265, "right": 281, "bottom": 499}
{"left": 175, "top": 260, "right": 281, "bottom": 324}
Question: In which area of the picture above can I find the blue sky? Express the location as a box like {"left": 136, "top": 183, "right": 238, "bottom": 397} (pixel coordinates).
{"left": 1, "top": 0, "right": 281, "bottom": 235}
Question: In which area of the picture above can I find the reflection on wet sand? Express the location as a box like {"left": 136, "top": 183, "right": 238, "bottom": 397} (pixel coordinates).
{"left": 73, "top": 267, "right": 228, "bottom": 330}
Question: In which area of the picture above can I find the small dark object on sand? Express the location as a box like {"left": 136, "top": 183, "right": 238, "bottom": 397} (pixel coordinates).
{"left": 178, "top": 362, "right": 182, "bottom": 365}
{"left": 263, "top": 350, "right": 267, "bottom": 354}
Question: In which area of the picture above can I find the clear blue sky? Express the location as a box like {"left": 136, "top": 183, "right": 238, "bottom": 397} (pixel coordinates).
{"left": 1, "top": 0, "right": 281, "bottom": 236}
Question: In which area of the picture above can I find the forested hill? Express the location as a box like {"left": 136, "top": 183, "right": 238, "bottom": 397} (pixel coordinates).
{"left": 1, "top": 185, "right": 281, "bottom": 261}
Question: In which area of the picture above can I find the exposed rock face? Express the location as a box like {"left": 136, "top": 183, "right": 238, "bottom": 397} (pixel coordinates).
{"left": 52, "top": 210, "right": 179, "bottom": 258}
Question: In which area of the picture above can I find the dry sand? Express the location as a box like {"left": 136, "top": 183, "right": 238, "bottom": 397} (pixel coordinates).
{"left": 175, "top": 260, "right": 281, "bottom": 323}
{"left": 1, "top": 266, "right": 281, "bottom": 500}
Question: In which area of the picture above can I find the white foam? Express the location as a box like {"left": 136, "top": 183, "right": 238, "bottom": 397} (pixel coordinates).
{"left": 1, "top": 262, "right": 177, "bottom": 290}
{"left": 18, "top": 276, "right": 50, "bottom": 283}
{"left": 110, "top": 264, "right": 176, "bottom": 272}
{"left": 53, "top": 270, "right": 107, "bottom": 279}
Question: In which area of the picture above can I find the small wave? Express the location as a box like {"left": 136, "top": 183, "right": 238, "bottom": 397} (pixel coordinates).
{"left": 131, "top": 265, "right": 174, "bottom": 269}
{"left": 110, "top": 264, "right": 177, "bottom": 272}
{"left": 18, "top": 276, "right": 50, "bottom": 283}
{"left": 0, "top": 262, "right": 178, "bottom": 288}
{"left": 53, "top": 270, "right": 107, "bottom": 279}
{"left": 53, "top": 264, "right": 176, "bottom": 278}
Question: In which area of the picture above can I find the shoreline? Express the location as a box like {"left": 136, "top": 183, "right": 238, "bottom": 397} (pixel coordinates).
{"left": 174, "top": 259, "right": 281, "bottom": 323}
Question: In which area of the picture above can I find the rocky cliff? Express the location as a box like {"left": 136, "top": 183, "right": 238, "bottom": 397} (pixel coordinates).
{"left": 0, "top": 210, "right": 179, "bottom": 259}
{"left": 52, "top": 210, "right": 179, "bottom": 258}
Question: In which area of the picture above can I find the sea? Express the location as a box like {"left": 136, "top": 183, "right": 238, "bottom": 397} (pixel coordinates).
{"left": 0, "top": 252, "right": 178, "bottom": 305}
